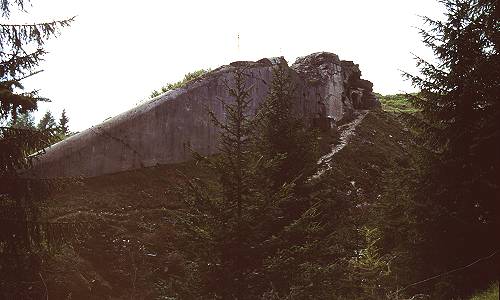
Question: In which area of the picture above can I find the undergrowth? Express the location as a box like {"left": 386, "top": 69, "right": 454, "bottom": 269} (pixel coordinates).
{"left": 470, "top": 282, "right": 499, "bottom": 300}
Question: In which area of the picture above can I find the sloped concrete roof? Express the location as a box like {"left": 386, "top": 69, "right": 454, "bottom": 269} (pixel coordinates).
{"left": 30, "top": 52, "right": 379, "bottom": 178}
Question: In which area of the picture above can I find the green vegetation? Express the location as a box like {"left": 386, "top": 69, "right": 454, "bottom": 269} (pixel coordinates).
{"left": 37, "top": 111, "right": 57, "bottom": 130}
{"left": 6, "top": 109, "right": 72, "bottom": 143}
{"left": 0, "top": 0, "right": 74, "bottom": 298}
{"left": 58, "top": 109, "right": 71, "bottom": 139}
{"left": 377, "top": 93, "right": 419, "bottom": 114}
{"left": 1, "top": 0, "right": 496, "bottom": 298}
{"left": 348, "top": 227, "right": 392, "bottom": 299}
{"left": 38, "top": 66, "right": 424, "bottom": 299}
{"left": 173, "top": 65, "right": 359, "bottom": 298}
{"left": 6, "top": 111, "right": 36, "bottom": 129}
{"left": 41, "top": 107, "right": 417, "bottom": 299}
{"left": 396, "top": 0, "right": 499, "bottom": 298}
{"left": 470, "top": 282, "right": 499, "bottom": 300}
{"left": 149, "top": 69, "right": 210, "bottom": 98}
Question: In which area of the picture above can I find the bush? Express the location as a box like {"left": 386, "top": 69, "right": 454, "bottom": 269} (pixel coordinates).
{"left": 150, "top": 69, "right": 210, "bottom": 98}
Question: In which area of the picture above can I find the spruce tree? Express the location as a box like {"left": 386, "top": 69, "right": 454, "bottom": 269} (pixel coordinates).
{"left": 0, "top": 1, "right": 74, "bottom": 298}
{"left": 57, "top": 108, "right": 69, "bottom": 137}
{"left": 252, "top": 64, "right": 361, "bottom": 298}
{"left": 7, "top": 111, "right": 35, "bottom": 129}
{"left": 37, "top": 110, "right": 56, "bottom": 130}
{"left": 403, "top": 0, "right": 499, "bottom": 297}
{"left": 55, "top": 108, "right": 71, "bottom": 141}
{"left": 177, "top": 67, "right": 276, "bottom": 298}
{"left": 176, "top": 65, "right": 359, "bottom": 298}
{"left": 255, "top": 63, "right": 320, "bottom": 189}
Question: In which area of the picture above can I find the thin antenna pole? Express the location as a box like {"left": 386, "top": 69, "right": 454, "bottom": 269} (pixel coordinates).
{"left": 237, "top": 33, "right": 240, "bottom": 56}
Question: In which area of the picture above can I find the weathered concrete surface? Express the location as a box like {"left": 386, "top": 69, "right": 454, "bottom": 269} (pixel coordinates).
{"left": 30, "top": 52, "right": 379, "bottom": 178}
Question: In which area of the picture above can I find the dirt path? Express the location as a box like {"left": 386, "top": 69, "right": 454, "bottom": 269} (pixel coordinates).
{"left": 312, "top": 110, "right": 369, "bottom": 179}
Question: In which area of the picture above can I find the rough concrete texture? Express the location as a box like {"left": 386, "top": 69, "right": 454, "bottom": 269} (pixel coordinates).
{"left": 30, "top": 52, "right": 380, "bottom": 178}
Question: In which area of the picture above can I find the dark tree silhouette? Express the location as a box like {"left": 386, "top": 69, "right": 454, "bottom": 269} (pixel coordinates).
{"left": 403, "top": 0, "right": 499, "bottom": 297}
{"left": 57, "top": 108, "right": 70, "bottom": 137}
{"left": 0, "top": 1, "right": 74, "bottom": 298}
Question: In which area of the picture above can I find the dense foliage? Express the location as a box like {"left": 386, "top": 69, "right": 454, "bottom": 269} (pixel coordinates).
{"left": 0, "top": 0, "right": 73, "bottom": 298}
{"left": 0, "top": 0, "right": 496, "bottom": 298}
{"left": 470, "top": 282, "right": 499, "bottom": 300}
{"left": 381, "top": 0, "right": 499, "bottom": 298}
{"left": 57, "top": 109, "right": 70, "bottom": 138}
{"left": 171, "top": 65, "right": 369, "bottom": 299}
{"left": 37, "top": 111, "right": 56, "bottom": 130}
{"left": 7, "top": 111, "right": 35, "bottom": 129}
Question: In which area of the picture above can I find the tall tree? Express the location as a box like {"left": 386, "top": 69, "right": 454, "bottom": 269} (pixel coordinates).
{"left": 403, "top": 0, "right": 499, "bottom": 297}
{"left": 177, "top": 67, "right": 271, "bottom": 298}
{"left": 255, "top": 63, "right": 320, "bottom": 189}
{"left": 175, "top": 66, "right": 360, "bottom": 299}
{"left": 37, "top": 110, "right": 56, "bottom": 130}
{"left": 7, "top": 111, "right": 35, "bottom": 129}
{"left": 57, "top": 108, "right": 69, "bottom": 137}
{"left": 0, "top": 0, "right": 74, "bottom": 298}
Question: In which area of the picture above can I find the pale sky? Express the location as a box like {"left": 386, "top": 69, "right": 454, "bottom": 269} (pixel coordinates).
{"left": 12, "top": 0, "right": 444, "bottom": 132}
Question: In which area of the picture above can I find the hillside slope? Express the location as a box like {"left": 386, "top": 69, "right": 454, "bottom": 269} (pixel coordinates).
{"left": 42, "top": 108, "right": 421, "bottom": 299}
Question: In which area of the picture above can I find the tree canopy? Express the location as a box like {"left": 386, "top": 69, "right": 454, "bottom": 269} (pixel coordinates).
{"left": 399, "top": 0, "right": 499, "bottom": 297}
{"left": 0, "top": 0, "right": 74, "bottom": 298}
{"left": 37, "top": 110, "right": 56, "bottom": 130}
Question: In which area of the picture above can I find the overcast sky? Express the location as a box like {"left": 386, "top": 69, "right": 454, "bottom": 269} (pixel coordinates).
{"left": 14, "top": 0, "right": 445, "bottom": 132}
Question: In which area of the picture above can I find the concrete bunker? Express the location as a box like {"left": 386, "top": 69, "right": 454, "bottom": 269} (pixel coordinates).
{"left": 30, "top": 52, "right": 380, "bottom": 178}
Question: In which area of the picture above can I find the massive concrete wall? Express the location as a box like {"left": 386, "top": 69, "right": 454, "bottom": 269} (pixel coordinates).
{"left": 30, "top": 52, "right": 379, "bottom": 178}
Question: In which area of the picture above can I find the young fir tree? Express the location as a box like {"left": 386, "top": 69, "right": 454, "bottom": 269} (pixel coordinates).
{"left": 347, "top": 227, "right": 392, "bottom": 300}
{"left": 401, "top": 0, "right": 499, "bottom": 297}
{"left": 0, "top": 1, "right": 74, "bottom": 298}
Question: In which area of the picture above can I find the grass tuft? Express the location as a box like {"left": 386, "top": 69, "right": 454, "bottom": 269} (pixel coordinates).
{"left": 470, "top": 282, "right": 499, "bottom": 300}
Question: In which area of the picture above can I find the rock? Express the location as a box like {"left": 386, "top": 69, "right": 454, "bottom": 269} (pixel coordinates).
{"left": 292, "top": 52, "right": 353, "bottom": 122}
{"left": 362, "top": 92, "right": 381, "bottom": 109}
{"left": 350, "top": 89, "right": 364, "bottom": 108}
{"left": 354, "top": 79, "right": 374, "bottom": 91}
